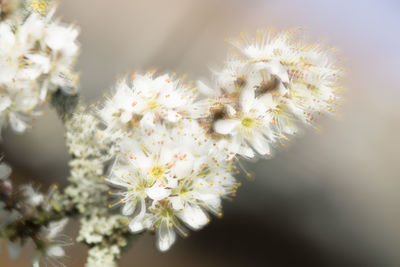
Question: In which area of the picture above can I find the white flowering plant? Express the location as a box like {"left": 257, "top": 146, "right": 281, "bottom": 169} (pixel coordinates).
{"left": 0, "top": 0, "right": 343, "bottom": 266}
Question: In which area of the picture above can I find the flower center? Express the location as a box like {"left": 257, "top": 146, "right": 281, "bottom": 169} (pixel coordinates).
{"left": 30, "top": 0, "right": 48, "bottom": 13}
{"left": 241, "top": 117, "right": 255, "bottom": 128}
{"left": 147, "top": 100, "right": 158, "bottom": 110}
{"left": 150, "top": 166, "right": 164, "bottom": 179}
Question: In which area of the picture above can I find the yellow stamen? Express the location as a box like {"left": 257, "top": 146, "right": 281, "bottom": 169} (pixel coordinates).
{"left": 241, "top": 117, "right": 255, "bottom": 128}
{"left": 150, "top": 166, "right": 164, "bottom": 179}
{"left": 30, "top": 0, "right": 48, "bottom": 13}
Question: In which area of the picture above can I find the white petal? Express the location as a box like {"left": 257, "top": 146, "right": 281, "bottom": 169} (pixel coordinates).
{"left": 140, "top": 112, "right": 155, "bottom": 128}
{"left": 47, "top": 246, "right": 65, "bottom": 257}
{"left": 173, "top": 155, "right": 194, "bottom": 178}
{"left": 169, "top": 196, "right": 184, "bottom": 210}
{"left": 214, "top": 119, "right": 240, "bottom": 135}
{"left": 177, "top": 205, "right": 208, "bottom": 230}
{"left": 225, "top": 104, "right": 236, "bottom": 117}
{"left": 120, "top": 110, "right": 132, "bottom": 123}
{"left": 193, "top": 193, "right": 221, "bottom": 212}
{"left": 129, "top": 199, "right": 146, "bottom": 233}
{"left": 40, "top": 80, "right": 49, "bottom": 101}
{"left": 250, "top": 132, "right": 270, "bottom": 155}
{"left": 196, "top": 80, "right": 215, "bottom": 96}
{"left": 26, "top": 54, "right": 51, "bottom": 73}
{"left": 165, "top": 110, "right": 181, "bottom": 122}
{"left": 0, "top": 23, "right": 15, "bottom": 52}
{"left": 157, "top": 220, "right": 176, "bottom": 252}
{"left": 129, "top": 218, "right": 145, "bottom": 233}
{"left": 45, "top": 24, "right": 79, "bottom": 55}
{"left": 239, "top": 145, "right": 255, "bottom": 158}
{"left": 215, "top": 136, "right": 240, "bottom": 160}
{"left": 240, "top": 88, "right": 255, "bottom": 113}
{"left": 114, "top": 82, "right": 134, "bottom": 105}
{"left": 21, "top": 185, "right": 44, "bottom": 207}
{"left": 14, "top": 94, "right": 38, "bottom": 110}
{"left": 259, "top": 93, "right": 273, "bottom": 108}
{"left": 166, "top": 176, "right": 178, "bottom": 188}
{"left": 122, "top": 201, "right": 136, "bottom": 216}
{"left": 28, "top": 194, "right": 44, "bottom": 207}
{"left": 9, "top": 113, "right": 28, "bottom": 133}
{"left": 269, "top": 60, "right": 289, "bottom": 83}
{"left": 0, "top": 95, "right": 11, "bottom": 112}
{"left": 0, "top": 163, "right": 12, "bottom": 180}
{"left": 18, "top": 14, "right": 45, "bottom": 44}
{"left": 47, "top": 218, "right": 68, "bottom": 240}
{"left": 146, "top": 182, "right": 171, "bottom": 201}
{"left": 286, "top": 99, "right": 307, "bottom": 122}
{"left": 159, "top": 147, "right": 174, "bottom": 166}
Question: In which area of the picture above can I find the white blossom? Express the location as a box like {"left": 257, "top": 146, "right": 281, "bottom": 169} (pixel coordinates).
{"left": 86, "top": 245, "right": 119, "bottom": 267}
{"left": 20, "top": 184, "right": 44, "bottom": 207}
{"left": 98, "top": 72, "right": 201, "bottom": 132}
{"left": 32, "top": 218, "right": 70, "bottom": 267}
{"left": 213, "top": 87, "right": 274, "bottom": 157}
{"left": 107, "top": 120, "right": 237, "bottom": 251}
{"left": 0, "top": 161, "right": 11, "bottom": 181}
{"left": 0, "top": 3, "right": 80, "bottom": 136}
{"left": 197, "top": 29, "right": 341, "bottom": 158}
{"left": 78, "top": 215, "right": 128, "bottom": 246}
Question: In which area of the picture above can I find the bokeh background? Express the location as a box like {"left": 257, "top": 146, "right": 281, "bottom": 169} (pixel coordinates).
{"left": 1, "top": 0, "right": 400, "bottom": 266}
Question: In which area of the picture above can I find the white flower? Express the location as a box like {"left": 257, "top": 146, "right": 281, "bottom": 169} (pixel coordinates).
{"left": 0, "top": 162, "right": 12, "bottom": 181}
{"left": 32, "top": 218, "right": 70, "bottom": 267}
{"left": 0, "top": 4, "right": 80, "bottom": 136}
{"left": 107, "top": 120, "right": 237, "bottom": 251}
{"left": 98, "top": 73, "right": 200, "bottom": 131}
{"left": 45, "top": 23, "right": 79, "bottom": 56}
{"left": 20, "top": 184, "right": 44, "bottom": 207}
{"left": 0, "top": 162, "right": 12, "bottom": 198}
{"left": 213, "top": 88, "right": 274, "bottom": 157}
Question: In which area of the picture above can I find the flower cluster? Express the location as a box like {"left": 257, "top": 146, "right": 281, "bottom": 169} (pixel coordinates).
{"left": 98, "top": 70, "right": 241, "bottom": 251}
{"left": 78, "top": 215, "right": 130, "bottom": 266}
{"left": 103, "top": 117, "right": 238, "bottom": 251}
{"left": 98, "top": 72, "right": 201, "bottom": 131}
{"left": 0, "top": 0, "right": 79, "bottom": 136}
{"left": 99, "top": 29, "right": 341, "bottom": 251}
{"left": 198, "top": 29, "right": 342, "bottom": 158}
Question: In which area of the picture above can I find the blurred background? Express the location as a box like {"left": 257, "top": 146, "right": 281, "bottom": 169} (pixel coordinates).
{"left": 1, "top": 0, "right": 400, "bottom": 266}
